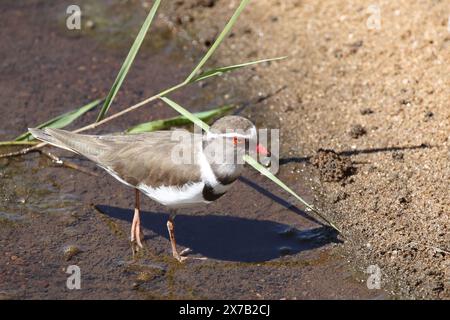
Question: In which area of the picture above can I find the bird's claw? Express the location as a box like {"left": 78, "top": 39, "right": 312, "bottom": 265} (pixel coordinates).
{"left": 131, "top": 237, "right": 144, "bottom": 257}
{"left": 173, "top": 248, "right": 207, "bottom": 262}
{"left": 174, "top": 254, "right": 188, "bottom": 262}
{"left": 172, "top": 248, "right": 190, "bottom": 262}
{"left": 179, "top": 248, "right": 192, "bottom": 256}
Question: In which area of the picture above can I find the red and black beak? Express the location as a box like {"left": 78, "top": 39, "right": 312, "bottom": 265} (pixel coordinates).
{"left": 256, "top": 143, "right": 270, "bottom": 157}
{"left": 256, "top": 143, "right": 271, "bottom": 168}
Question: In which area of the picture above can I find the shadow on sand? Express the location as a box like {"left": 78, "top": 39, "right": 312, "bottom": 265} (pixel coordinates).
{"left": 279, "top": 144, "right": 430, "bottom": 165}
{"left": 96, "top": 205, "right": 340, "bottom": 262}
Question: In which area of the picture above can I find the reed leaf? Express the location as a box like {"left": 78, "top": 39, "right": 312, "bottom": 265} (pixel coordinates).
{"left": 126, "top": 104, "right": 234, "bottom": 134}
{"left": 96, "top": 0, "right": 161, "bottom": 122}
{"left": 190, "top": 56, "right": 287, "bottom": 83}
{"left": 15, "top": 99, "right": 102, "bottom": 141}
{"left": 160, "top": 97, "right": 211, "bottom": 132}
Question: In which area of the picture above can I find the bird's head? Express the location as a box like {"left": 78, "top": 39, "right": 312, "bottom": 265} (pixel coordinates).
{"left": 205, "top": 115, "right": 270, "bottom": 161}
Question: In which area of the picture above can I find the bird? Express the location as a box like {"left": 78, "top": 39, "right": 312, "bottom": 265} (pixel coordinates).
{"left": 29, "top": 116, "right": 270, "bottom": 262}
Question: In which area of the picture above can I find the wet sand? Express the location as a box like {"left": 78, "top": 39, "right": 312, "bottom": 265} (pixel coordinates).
{"left": 169, "top": 0, "right": 449, "bottom": 299}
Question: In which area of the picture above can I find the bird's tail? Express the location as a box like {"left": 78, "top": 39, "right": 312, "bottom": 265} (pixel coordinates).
{"left": 28, "top": 128, "right": 103, "bottom": 159}
{"left": 29, "top": 128, "right": 76, "bottom": 152}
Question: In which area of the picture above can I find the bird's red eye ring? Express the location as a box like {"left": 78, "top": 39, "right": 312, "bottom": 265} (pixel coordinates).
{"left": 233, "top": 137, "right": 238, "bottom": 145}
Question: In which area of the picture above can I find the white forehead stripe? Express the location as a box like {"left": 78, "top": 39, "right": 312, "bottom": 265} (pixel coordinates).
{"left": 206, "top": 126, "right": 257, "bottom": 140}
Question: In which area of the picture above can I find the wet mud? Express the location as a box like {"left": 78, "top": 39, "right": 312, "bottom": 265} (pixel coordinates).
{"left": 169, "top": 0, "right": 450, "bottom": 299}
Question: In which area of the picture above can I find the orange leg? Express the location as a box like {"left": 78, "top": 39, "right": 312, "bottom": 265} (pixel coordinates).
{"left": 131, "top": 189, "right": 143, "bottom": 253}
{"left": 166, "top": 212, "right": 187, "bottom": 262}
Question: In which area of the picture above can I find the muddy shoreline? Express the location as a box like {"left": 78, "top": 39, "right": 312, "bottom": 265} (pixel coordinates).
{"left": 0, "top": 1, "right": 390, "bottom": 299}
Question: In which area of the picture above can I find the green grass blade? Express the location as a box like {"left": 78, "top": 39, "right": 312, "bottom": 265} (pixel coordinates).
{"left": 127, "top": 104, "right": 234, "bottom": 134}
{"left": 189, "top": 56, "right": 287, "bottom": 83}
{"left": 160, "top": 97, "right": 211, "bottom": 132}
{"left": 184, "top": 0, "right": 250, "bottom": 83}
{"left": 243, "top": 154, "right": 342, "bottom": 233}
{"left": 15, "top": 99, "right": 102, "bottom": 141}
{"left": 0, "top": 141, "right": 39, "bottom": 146}
{"left": 96, "top": 0, "right": 161, "bottom": 122}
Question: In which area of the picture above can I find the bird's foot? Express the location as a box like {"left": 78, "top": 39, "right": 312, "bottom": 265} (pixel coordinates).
{"left": 179, "top": 248, "right": 192, "bottom": 256}
{"left": 131, "top": 240, "right": 143, "bottom": 256}
{"left": 173, "top": 253, "right": 188, "bottom": 263}
{"left": 171, "top": 247, "right": 190, "bottom": 263}
{"left": 131, "top": 227, "right": 144, "bottom": 256}
{"left": 172, "top": 248, "right": 207, "bottom": 262}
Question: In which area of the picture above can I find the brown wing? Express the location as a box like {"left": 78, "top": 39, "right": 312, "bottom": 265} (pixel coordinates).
{"left": 35, "top": 128, "right": 202, "bottom": 188}
{"left": 99, "top": 132, "right": 202, "bottom": 188}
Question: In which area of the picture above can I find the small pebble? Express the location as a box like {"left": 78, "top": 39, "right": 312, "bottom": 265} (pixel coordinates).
{"left": 360, "top": 108, "right": 374, "bottom": 115}
{"left": 132, "top": 282, "right": 140, "bottom": 290}
{"left": 63, "top": 245, "right": 82, "bottom": 261}
{"left": 196, "top": 0, "right": 217, "bottom": 8}
{"left": 392, "top": 151, "right": 404, "bottom": 161}
{"left": 424, "top": 111, "right": 433, "bottom": 120}
{"left": 136, "top": 271, "right": 154, "bottom": 282}
{"left": 85, "top": 20, "right": 95, "bottom": 29}
{"left": 349, "top": 124, "right": 367, "bottom": 139}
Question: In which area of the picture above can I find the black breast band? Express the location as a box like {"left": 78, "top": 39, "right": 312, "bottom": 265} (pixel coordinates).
{"left": 202, "top": 184, "right": 226, "bottom": 201}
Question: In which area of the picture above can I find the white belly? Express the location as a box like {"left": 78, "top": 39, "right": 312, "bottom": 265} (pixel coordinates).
{"left": 137, "top": 180, "right": 235, "bottom": 209}
{"left": 138, "top": 182, "right": 209, "bottom": 209}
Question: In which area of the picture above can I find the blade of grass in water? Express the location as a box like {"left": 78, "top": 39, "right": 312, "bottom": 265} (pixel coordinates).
{"left": 96, "top": 0, "right": 161, "bottom": 122}
{"left": 243, "top": 155, "right": 342, "bottom": 233}
{"left": 184, "top": 0, "right": 250, "bottom": 83}
{"left": 14, "top": 99, "right": 102, "bottom": 141}
{"left": 160, "top": 96, "right": 341, "bottom": 233}
{"left": 190, "top": 56, "right": 287, "bottom": 83}
{"left": 127, "top": 105, "right": 234, "bottom": 134}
